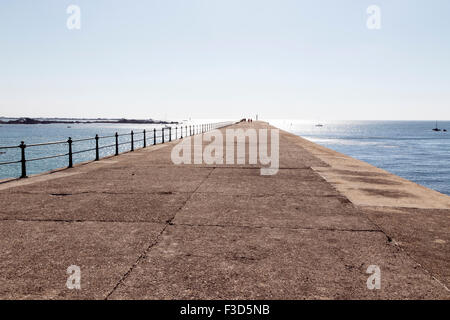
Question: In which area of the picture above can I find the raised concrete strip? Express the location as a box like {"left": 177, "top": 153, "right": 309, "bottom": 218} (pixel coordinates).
{"left": 0, "top": 121, "right": 448, "bottom": 299}
{"left": 284, "top": 131, "right": 450, "bottom": 209}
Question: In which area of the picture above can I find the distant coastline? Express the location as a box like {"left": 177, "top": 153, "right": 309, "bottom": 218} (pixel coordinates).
{"left": 0, "top": 117, "right": 178, "bottom": 125}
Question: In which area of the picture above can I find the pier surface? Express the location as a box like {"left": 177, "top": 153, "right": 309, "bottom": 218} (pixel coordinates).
{"left": 0, "top": 121, "right": 449, "bottom": 299}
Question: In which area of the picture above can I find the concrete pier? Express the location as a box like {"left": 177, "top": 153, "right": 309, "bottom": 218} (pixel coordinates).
{"left": 0, "top": 121, "right": 449, "bottom": 299}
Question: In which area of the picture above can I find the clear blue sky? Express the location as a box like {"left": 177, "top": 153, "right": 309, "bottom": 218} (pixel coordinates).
{"left": 0, "top": 0, "right": 449, "bottom": 120}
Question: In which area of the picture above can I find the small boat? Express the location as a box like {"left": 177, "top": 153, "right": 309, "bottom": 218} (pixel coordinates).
{"left": 432, "top": 121, "right": 441, "bottom": 132}
{"left": 444, "top": 129, "right": 447, "bottom": 132}
{"left": 315, "top": 124, "right": 324, "bottom": 127}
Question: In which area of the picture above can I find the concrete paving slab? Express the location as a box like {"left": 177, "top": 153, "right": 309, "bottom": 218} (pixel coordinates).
{"left": 208, "top": 168, "right": 320, "bottom": 180}
{"left": 173, "top": 192, "right": 377, "bottom": 231}
{"left": 2, "top": 167, "right": 212, "bottom": 194}
{"left": 196, "top": 173, "right": 340, "bottom": 196}
{"left": 109, "top": 225, "right": 448, "bottom": 299}
{"left": 0, "top": 191, "right": 190, "bottom": 222}
{"left": 0, "top": 220, "right": 164, "bottom": 299}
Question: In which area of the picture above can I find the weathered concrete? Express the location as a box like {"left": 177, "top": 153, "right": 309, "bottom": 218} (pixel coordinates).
{"left": 0, "top": 121, "right": 449, "bottom": 299}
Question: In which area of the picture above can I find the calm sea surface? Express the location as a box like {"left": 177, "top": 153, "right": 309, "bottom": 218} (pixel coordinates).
{"left": 271, "top": 120, "right": 450, "bottom": 196}
{"left": 0, "top": 122, "right": 188, "bottom": 180}
{"left": 1, "top": 120, "right": 450, "bottom": 196}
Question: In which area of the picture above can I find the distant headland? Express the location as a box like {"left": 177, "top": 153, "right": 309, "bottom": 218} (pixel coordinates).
{"left": 0, "top": 117, "right": 178, "bottom": 125}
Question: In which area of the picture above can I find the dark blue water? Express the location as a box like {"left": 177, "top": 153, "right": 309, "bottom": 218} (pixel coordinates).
{"left": 272, "top": 120, "right": 450, "bottom": 196}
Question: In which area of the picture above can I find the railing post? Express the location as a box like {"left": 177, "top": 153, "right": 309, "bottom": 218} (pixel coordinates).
{"left": 169, "top": 127, "right": 172, "bottom": 142}
{"left": 131, "top": 130, "right": 134, "bottom": 151}
{"left": 19, "top": 141, "right": 27, "bottom": 178}
{"left": 153, "top": 128, "right": 156, "bottom": 145}
{"left": 176, "top": 127, "right": 178, "bottom": 139}
{"left": 68, "top": 137, "right": 73, "bottom": 168}
{"left": 162, "top": 128, "right": 165, "bottom": 143}
{"left": 95, "top": 134, "right": 99, "bottom": 161}
{"left": 115, "top": 132, "right": 119, "bottom": 155}
{"left": 180, "top": 126, "right": 183, "bottom": 138}
{"left": 143, "top": 130, "right": 146, "bottom": 148}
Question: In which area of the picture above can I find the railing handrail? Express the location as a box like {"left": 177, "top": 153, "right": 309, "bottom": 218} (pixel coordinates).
{"left": 0, "top": 145, "right": 20, "bottom": 150}
{"left": 0, "top": 121, "right": 235, "bottom": 179}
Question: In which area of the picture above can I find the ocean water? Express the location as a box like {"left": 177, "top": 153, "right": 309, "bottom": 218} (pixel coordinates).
{"left": 1, "top": 120, "right": 450, "bottom": 196}
{"left": 271, "top": 120, "right": 450, "bottom": 196}
{"left": 0, "top": 122, "right": 195, "bottom": 180}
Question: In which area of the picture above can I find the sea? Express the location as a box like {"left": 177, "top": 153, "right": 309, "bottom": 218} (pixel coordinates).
{"left": 271, "top": 120, "right": 450, "bottom": 196}
{"left": 1, "top": 120, "right": 449, "bottom": 196}
{"left": 0, "top": 121, "right": 189, "bottom": 180}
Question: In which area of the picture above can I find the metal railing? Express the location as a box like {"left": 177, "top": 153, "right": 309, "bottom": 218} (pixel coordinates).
{"left": 0, "top": 121, "right": 234, "bottom": 179}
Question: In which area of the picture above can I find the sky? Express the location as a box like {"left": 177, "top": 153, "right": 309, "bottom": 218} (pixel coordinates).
{"left": 0, "top": 0, "right": 449, "bottom": 121}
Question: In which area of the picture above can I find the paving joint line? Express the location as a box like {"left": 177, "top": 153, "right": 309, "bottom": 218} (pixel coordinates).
{"left": 104, "top": 167, "right": 216, "bottom": 299}
{"left": 172, "top": 222, "right": 383, "bottom": 233}
{"left": 0, "top": 218, "right": 168, "bottom": 224}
